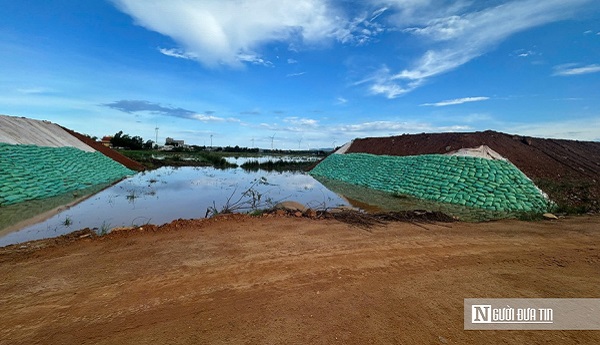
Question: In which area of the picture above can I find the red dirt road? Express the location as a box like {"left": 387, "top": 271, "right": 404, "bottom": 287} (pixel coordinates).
{"left": 1, "top": 215, "right": 599, "bottom": 344}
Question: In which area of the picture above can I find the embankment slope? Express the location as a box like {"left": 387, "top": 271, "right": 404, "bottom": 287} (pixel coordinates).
{"left": 346, "top": 130, "right": 600, "bottom": 212}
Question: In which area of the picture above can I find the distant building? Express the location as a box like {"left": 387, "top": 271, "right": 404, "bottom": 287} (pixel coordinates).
{"left": 165, "top": 137, "right": 184, "bottom": 147}
{"left": 101, "top": 136, "right": 112, "bottom": 147}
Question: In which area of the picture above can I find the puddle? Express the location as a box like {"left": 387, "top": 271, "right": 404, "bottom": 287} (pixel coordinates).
{"left": 0, "top": 166, "right": 349, "bottom": 246}
{"left": 1, "top": 165, "right": 522, "bottom": 247}
{"left": 0, "top": 183, "right": 111, "bottom": 233}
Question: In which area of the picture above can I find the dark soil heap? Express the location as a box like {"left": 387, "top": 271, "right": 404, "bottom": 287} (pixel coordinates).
{"left": 346, "top": 130, "right": 600, "bottom": 213}
{"left": 62, "top": 127, "right": 146, "bottom": 171}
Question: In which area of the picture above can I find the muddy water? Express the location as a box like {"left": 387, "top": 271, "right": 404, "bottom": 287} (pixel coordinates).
{"left": 0, "top": 166, "right": 349, "bottom": 246}
{"left": 1, "top": 163, "right": 518, "bottom": 247}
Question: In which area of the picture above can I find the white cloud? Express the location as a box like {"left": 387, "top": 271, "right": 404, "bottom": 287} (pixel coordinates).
{"left": 333, "top": 120, "right": 470, "bottom": 134}
{"left": 113, "top": 0, "right": 595, "bottom": 98}
{"left": 368, "top": 0, "right": 592, "bottom": 97}
{"left": 504, "top": 116, "right": 600, "bottom": 141}
{"left": 365, "top": 66, "right": 424, "bottom": 98}
{"left": 553, "top": 63, "right": 600, "bottom": 76}
{"left": 16, "top": 87, "right": 55, "bottom": 95}
{"left": 191, "top": 114, "right": 226, "bottom": 122}
{"left": 336, "top": 97, "right": 348, "bottom": 104}
{"left": 421, "top": 96, "right": 489, "bottom": 107}
{"left": 286, "top": 72, "right": 306, "bottom": 77}
{"left": 283, "top": 116, "right": 318, "bottom": 127}
{"left": 331, "top": 8, "right": 387, "bottom": 46}
{"left": 237, "top": 53, "right": 273, "bottom": 67}
{"left": 158, "top": 48, "right": 197, "bottom": 60}
{"left": 370, "top": 83, "right": 411, "bottom": 99}
{"left": 459, "top": 113, "right": 493, "bottom": 123}
{"left": 112, "top": 0, "right": 342, "bottom": 67}
{"left": 371, "top": 7, "right": 388, "bottom": 21}
{"left": 512, "top": 49, "right": 538, "bottom": 58}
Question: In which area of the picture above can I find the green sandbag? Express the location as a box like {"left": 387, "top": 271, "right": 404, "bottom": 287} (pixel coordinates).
{"left": 0, "top": 143, "right": 134, "bottom": 206}
{"left": 310, "top": 152, "right": 550, "bottom": 213}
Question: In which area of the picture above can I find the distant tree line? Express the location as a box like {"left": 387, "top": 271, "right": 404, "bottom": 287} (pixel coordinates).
{"left": 110, "top": 131, "right": 153, "bottom": 150}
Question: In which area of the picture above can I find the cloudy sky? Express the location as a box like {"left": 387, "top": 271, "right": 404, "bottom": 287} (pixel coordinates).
{"left": 1, "top": 0, "right": 599, "bottom": 148}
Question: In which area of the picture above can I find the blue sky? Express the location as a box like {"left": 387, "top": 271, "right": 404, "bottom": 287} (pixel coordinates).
{"left": 1, "top": 0, "right": 599, "bottom": 149}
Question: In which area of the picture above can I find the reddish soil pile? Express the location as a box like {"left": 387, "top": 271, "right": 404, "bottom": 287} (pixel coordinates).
{"left": 62, "top": 127, "right": 146, "bottom": 171}
{"left": 346, "top": 130, "right": 600, "bottom": 212}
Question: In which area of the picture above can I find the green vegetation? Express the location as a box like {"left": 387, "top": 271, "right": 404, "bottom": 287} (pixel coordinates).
{"left": 110, "top": 131, "right": 153, "bottom": 150}
{"left": 126, "top": 190, "right": 138, "bottom": 202}
{"left": 534, "top": 178, "right": 598, "bottom": 214}
{"left": 106, "top": 129, "right": 326, "bottom": 170}
{"left": 62, "top": 216, "right": 73, "bottom": 227}
{"left": 118, "top": 148, "right": 324, "bottom": 171}
{"left": 118, "top": 150, "right": 237, "bottom": 169}
{"left": 205, "top": 177, "right": 275, "bottom": 217}
{"left": 98, "top": 221, "right": 111, "bottom": 236}
{"left": 240, "top": 159, "right": 315, "bottom": 172}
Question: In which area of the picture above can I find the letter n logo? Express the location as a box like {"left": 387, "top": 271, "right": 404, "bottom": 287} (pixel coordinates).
{"left": 472, "top": 305, "right": 491, "bottom": 323}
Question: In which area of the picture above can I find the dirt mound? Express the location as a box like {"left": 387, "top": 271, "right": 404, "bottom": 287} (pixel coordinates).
{"left": 62, "top": 127, "right": 146, "bottom": 171}
{"left": 346, "top": 130, "right": 600, "bottom": 212}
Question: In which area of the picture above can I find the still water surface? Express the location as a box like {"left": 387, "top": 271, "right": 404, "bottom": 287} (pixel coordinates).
{"left": 0, "top": 166, "right": 349, "bottom": 246}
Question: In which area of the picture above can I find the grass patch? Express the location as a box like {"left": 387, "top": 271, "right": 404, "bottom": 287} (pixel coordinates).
{"left": 118, "top": 150, "right": 237, "bottom": 169}
{"left": 98, "top": 221, "right": 111, "bottom": 236}
{"left": 534, "top": 178, "right": 598, "bottom": 214}
{"left": 515, "top": 211, "right": 545, "bottom": 221}
{"left": 62, "top": 216, "right": 73, "bottom": 227}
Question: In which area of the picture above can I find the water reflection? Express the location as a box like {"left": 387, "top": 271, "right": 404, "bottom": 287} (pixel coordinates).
{"left": 0, "top": 167, "right": 349, "bottom": 246}
{"left": 224, "top": 155, "right": 320, "bottom": 165}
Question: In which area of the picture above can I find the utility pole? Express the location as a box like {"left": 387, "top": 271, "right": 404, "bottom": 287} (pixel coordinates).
{"left": 155, "top": 124, "right": 159, "bottom": 146}
{"left": 210, "top": 134, "right": 213, "bottom": 148}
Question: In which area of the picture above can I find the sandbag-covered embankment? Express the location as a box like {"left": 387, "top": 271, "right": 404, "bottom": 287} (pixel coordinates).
{"left": 345, "top": 131, "right": 600, "bottom": 213}
{"left": 0, "top": 143, "right": 133, "bottom": 206}
{"left": 310, "top": 153, "right": 552, "bottom": 213}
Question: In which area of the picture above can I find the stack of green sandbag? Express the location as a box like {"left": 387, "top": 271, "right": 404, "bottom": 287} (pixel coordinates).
{"left": 0, "top": 143, "right": 134, "bottom": 205}
{"left": 310, "top": 153, "right": 551, "bottom": 213}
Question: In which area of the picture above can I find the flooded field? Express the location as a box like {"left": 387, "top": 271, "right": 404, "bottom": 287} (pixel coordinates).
{"left": 1, "top": 159, "right": 520, "bottom": 247}
{"left": 0, "top": 166, "right": 349, "bottom": 246}
{"left": 224, "top": 155, "right": 321, "bottom": 165}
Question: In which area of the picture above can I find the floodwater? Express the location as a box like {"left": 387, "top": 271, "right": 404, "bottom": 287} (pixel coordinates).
{"left": 0, "top": 166, "right": 349, "bottom": 247}
{"left": 224, "top": 155, "right": 321, "bottom": 165}
{"left": 0, "top": 159, "right": 516, "bottom": 247}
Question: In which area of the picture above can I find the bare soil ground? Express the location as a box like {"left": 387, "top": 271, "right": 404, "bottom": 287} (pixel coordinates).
{"left": 1, "top": 215, "right": 599, "bottom": 344}
{"left": 347, "top": 130, "right": 600, "bottom": 212}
